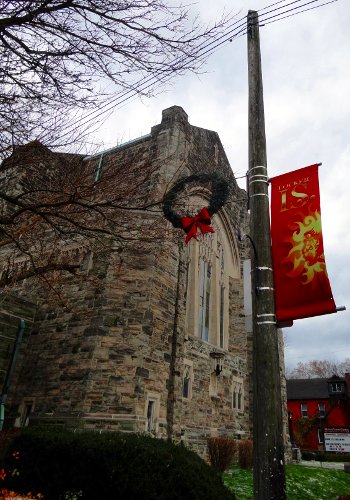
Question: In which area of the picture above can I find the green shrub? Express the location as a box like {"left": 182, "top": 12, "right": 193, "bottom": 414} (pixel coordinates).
{"left": 2, "top": 427, "right": 235, "bottom": 500}
{"left": 238, "top": 439, "right": 253, "bottom": 469}
{"left": 207, "top": 437, "right": 237, "bottom": 472}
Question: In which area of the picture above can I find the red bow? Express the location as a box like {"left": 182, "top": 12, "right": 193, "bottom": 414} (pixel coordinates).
{"left": 180, "top": 207, "right": 215, "bottom": 244}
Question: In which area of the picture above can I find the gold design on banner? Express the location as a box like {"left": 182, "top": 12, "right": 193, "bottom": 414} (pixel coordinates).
{"left": 283, "top": 210, "right": 327, "bottom": 285}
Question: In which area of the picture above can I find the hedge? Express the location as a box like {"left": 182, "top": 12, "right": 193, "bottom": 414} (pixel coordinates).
{"left": 1, "top": 427, "right": 235, "bottom": 500}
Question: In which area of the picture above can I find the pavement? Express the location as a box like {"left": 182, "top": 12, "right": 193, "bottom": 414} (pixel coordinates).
{"left": 299, "top": 460, "right": 346, "bottom": 470}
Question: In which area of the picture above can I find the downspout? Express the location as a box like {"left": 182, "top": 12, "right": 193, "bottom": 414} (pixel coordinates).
{"left": 0, "top": 319, "right": 25, "bottom": 430}
{"left": 95, "top": 153, "right": 104, "bottom": 181}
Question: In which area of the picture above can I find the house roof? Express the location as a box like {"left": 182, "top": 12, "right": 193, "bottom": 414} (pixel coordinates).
{"left": 287, "top": 378, "right": 330, "bottom": 400}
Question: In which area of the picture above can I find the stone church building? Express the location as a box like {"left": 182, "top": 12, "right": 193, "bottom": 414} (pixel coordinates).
{"left": 0, "top": 106, "right": 263, "bottom": 455}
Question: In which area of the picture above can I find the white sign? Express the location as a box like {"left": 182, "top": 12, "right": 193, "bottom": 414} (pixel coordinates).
{"left": 324, "top": 428, "right": 350, "bottom": 453}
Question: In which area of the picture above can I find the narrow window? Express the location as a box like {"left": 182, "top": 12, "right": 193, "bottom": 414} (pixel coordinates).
{"left": 183, "top": 366, "right": 191, "bottom": 399}
{"left": 146, "top": 400, "right": 155, "bottom": 432}
{"left": 317, "top": 428, "right": 325, "bottom": 444}
{"left": 237, "top": 388, "right": 242, "bottom": 410}
{"left": 204, "top": 264, "right": 211, "bottom": 341}
{"left": 219, "top": 285, "right": 225, "bottom": 348}
{"left": 20, "top": 403, "right": 33, "bottom": 427}
{"left": 232, "top": 379, "right": 244, "bottom": 411}
{"left": 184, "top": 261, "right": 190, "bottom": 299}
{"left": 198, "top": 259, "right": 206, "bottom": 339}
{"left": 145, "top": 394, "right": 160, "bottom": 434}
{"left": 198, "top": 259, "right": 211, "bottom": 341}
{"left": 301, "top": 403, "right": 308, "bottom": 418}
{"left": 232, "top": 388, "right": 237, "bottom": 409}
{"left": 318, "top": 403, "right": 326, "bottom": 418}
{"left": 220, "top": 248, "right": 225, "bottom": 270}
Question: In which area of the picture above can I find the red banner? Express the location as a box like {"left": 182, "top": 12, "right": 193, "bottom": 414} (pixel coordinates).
{"left": 271, "top": 164, "right": 336, "bottom": 323}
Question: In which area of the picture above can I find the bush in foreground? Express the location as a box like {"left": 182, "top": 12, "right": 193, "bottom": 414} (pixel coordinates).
{"left": 2, "top": 427, "right": 235, "bottom": 500}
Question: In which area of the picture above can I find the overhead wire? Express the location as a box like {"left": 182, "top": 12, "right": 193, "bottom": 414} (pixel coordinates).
{"left": 42, "top": 14, "right": 249, "bottom": 143}
{"left": 42, "top": 0, "right": 340, "bottom": 145}
{"left": 78, "top": 0, "right": 336, "bottom": 136}
{"left": 260, "top": 0, "right": 339, "bottom": 26}
{"left": 258, "top": 0, "right": 301, "bottom": 11}
{"left": 45, "top": 0, "right": 326, "bottom": 141}
{"left": 74, "top": 1, "right": 328, "bottom": 133}
{"left": 258, "top": 0, "right": 311, "bottom": 15}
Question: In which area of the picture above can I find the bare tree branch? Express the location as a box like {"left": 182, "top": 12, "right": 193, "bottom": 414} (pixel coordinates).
{"left": 0, "top": 0, "right": 232, "bottom": 158}
{"left": 286, "top": 359, "right": 350, "bottom": 379}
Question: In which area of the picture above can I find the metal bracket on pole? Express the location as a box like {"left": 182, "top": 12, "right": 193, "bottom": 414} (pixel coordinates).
{"left": 336, "top": 306, "right": 346, "bottom": 312}
{"left": 237, "top": 229, "right": 261, "bottom": 296}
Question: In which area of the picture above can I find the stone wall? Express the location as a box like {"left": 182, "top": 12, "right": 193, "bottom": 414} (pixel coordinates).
{"left": 0, "top": 106, "right": 287, "bottom": 460}
{"left": 0, "top": 294, "right": 37, "bottom": 388}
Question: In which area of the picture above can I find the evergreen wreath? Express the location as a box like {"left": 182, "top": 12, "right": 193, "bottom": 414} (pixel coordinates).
{"left": 163, "top": 173, "right": 229, "bottom": 242}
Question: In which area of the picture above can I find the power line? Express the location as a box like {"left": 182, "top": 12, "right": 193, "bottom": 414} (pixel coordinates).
{"left": 259, "top": 0, "right": 339, "bottom": 26}
{"left": 43, "top": 0, "right": 340, "bottom": 146}
{"left": 258, "top": 0, "right": 301, "bottom": 12}
{"left": 42, "top": 16, "right": 249, "bottom": 143}
{"left": 91, "top": 0, "right": 337, "bottom": 130}
{"left": 48, "top": 0, "right": 331, "bottom": 141}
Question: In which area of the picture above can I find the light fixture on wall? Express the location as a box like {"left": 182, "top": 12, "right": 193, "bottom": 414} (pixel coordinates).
{"left": 210, "top": 351, "right": 224, "bottom": 377}
{"left": 214, "top": 363, "right": 222, "bottom": 377}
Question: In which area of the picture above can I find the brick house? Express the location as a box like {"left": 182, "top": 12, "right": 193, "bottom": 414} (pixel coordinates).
{"left": 287, "top": 374, "right": 350, "bottom": 451}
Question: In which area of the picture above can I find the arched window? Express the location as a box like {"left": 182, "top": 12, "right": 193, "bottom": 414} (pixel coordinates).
{"left": 232, "top": 376, "right": 244, "bottom": 411}
{"left": 185, "top": 198, "right": 239, "bottom": 349}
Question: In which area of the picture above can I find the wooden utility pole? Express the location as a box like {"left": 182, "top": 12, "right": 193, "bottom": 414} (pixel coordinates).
{"left": 247, "top": 11, "right": 286, "bottom": 499}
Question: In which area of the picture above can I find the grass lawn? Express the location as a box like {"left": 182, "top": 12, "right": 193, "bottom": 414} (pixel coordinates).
{"left": 223, "top": 465, "right": 350, "bottom": 500}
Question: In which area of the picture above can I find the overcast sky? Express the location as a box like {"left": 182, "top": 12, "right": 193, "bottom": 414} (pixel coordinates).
{"left": 90, "top": 0, "right": 349, "bottom": 370}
